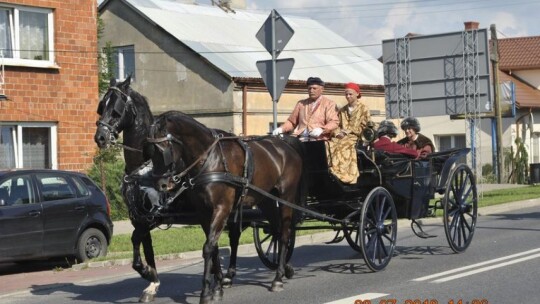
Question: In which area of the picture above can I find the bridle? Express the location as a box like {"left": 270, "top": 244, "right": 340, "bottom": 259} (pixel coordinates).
{"left": 96, "top": 86, "right": 135, "bottom": 146}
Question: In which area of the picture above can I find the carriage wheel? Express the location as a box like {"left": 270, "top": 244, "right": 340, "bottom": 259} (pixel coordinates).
{"left": 252, "top": 221, "right": 296, "bottom": 270}
{"left": 443, "top": 163, "right": 478, "bottom": 253}
{"left": 360, "top": 187, "right": 397, "bottom": 272}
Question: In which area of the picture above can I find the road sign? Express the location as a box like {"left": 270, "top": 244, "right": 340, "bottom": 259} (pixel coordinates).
{"left": 256, "top": 10, "right": 294, "bottom": 58}
{"left": 256, "top": 58, "right": 295, "bottom": 101}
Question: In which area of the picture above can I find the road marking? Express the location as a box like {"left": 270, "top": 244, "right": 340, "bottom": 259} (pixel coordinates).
{"left": 432, "top": 252, "right": 540, "bottom": 283}
{"left": 324, "top": 293, "right": 389, "bottom": 304}
{"left": 412, "top": 247, "right": 540, "bottom": 282}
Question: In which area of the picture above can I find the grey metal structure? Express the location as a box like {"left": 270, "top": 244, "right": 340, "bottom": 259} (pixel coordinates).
{"left": 382, "top": 29, "right": 491, "bottom": 118}
{"left": 462, "top": 28, "right": 482, "bottom": 175}
{"left": 394, "top": 37, "right": 412, "bottom": 118}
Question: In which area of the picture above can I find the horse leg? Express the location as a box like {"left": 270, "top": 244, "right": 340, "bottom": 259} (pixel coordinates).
{"left": 271, "top": 207, "right": 294, "bottom": 292}
{"left": 140, "top": 232, "right": 160, "bottom": 302}
{"left": 222, "top": 221, "right": 241, "bottom": 288}
{"left": 131, "top": 226, "right": 160, "bottom": 302}
{"left": 200, "top": 213, "right": 229, "bottom": 304}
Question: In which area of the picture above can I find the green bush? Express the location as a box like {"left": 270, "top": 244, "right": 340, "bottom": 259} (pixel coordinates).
{"left": 87, "top": 147, "right": 129, "bottom": 221}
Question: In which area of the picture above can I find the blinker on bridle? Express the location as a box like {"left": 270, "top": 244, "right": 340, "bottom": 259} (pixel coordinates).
{"left": 96, "top": 86, "right": 134, "bottom": 144}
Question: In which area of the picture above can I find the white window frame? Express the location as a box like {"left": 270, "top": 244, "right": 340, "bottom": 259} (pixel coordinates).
{"left": 435, "top": 134, "right": 466, "bottom": 151}
{"left": 1, "top": 123, "right": 57, "bottom": 169}
{"left": 0, "top": 4, "right": 56, "bottom": 69}
{"left": 113, "top": 45, "right": 135, "bottom": 81}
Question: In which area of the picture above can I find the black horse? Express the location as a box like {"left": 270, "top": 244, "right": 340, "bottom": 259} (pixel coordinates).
{"left": 146, "top": 111, "right": 306, "bottom": 303}
{"left": 93, "top": 77, "right": 245, "bottom": 302}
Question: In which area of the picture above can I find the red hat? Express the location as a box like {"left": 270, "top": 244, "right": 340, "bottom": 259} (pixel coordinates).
{"left": 344, "top": 82, "right": 361, "bottom": 97}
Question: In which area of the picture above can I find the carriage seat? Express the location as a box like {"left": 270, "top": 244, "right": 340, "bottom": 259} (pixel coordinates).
{"left": 375, "top": 150, "right": 414, "bottom": 177}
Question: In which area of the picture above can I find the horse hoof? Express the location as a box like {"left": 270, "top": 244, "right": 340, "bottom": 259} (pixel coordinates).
{"left": 212, "top": 289, "right": 224, "bottom": 301}
{"left": 200, "top": 295, "right": 213, "bottom": 304}
{"left": 285, "top": 264, "right": 295, "bottom": 279}
{"left": 222, "top": 277, "right": 233, "bottom": 288}
{"left": 139, "top": 292, "right": 155, "bottom": 302}
{"left": 270, "top": 281, "right": 284, "bottom": 292}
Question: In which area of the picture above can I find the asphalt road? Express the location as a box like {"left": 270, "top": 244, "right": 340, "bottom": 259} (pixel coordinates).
{"left": 0, "top": 199, "right": 540, "bottom": 304}
{"left": 0, "top": 197, "right": 538, "bottom": 303}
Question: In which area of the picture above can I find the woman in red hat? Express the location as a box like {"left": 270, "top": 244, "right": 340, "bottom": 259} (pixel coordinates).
{"left": 327, "top": 82, "right": 372, "bottom": 184}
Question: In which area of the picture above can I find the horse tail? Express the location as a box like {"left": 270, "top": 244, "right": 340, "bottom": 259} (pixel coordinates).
{"left": 280, "top": 135, "right": 308, "bottom": 224}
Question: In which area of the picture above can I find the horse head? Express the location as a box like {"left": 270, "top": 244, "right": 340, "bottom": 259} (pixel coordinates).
{"left": 94, "top": 76, "right": 138, "bottom": 149}
{"left": 145, "top": 111, "right": 217, "bottom": 193}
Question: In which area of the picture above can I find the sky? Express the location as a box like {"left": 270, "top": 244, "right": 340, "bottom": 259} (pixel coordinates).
{"left": 194, "top": 0, "right": 540, "bottom": 59}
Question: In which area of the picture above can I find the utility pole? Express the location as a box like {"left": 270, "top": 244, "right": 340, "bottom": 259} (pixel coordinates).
{"left": 490, "top": 24, "right": 503, "bottom": 183}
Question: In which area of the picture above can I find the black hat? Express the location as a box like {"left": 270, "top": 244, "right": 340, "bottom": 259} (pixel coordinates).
{"left": 306, "top": 77, "right": 325, "bottom": 86}
{"left": 400, "top": 117, "right": 421, "bottom": 132}
{"left": 377, "top": 120, "right": 398, "bottom": 138}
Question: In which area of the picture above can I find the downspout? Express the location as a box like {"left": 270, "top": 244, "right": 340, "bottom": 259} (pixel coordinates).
{"left": 242, "top": 84, "right": 247, "bottom": 135}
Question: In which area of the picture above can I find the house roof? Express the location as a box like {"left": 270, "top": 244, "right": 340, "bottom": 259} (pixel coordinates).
{"left": 99, "top": 0, "right": 384, "bottom": 85}
{"left": 498, "top": 36, "right": 540, "bottom": 71}
{"left": 498, "top": 70, "right": 540, "bottom": 109}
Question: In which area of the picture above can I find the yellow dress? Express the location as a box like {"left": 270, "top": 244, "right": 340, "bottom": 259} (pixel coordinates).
{"left": 326, "top": 103, "right": 371, "bottom": 184}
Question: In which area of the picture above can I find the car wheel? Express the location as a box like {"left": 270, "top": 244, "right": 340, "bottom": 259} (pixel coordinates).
{"left": 76, "top": 228, "right": 108, "bottom": 262}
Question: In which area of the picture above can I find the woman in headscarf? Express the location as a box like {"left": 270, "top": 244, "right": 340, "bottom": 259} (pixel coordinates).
{"left": 327, "top": 82, "right": 371, "bottom": 184}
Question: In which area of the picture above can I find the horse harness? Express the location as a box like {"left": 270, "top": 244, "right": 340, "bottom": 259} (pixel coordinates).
{"left": 146, "top": 130, "right": 255, "bottom": 221}
{"left": 147, "top": 132, "right": 344, "bottom": 224}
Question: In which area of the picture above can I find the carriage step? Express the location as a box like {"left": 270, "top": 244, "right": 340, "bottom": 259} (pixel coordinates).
{"left": 411, "top": 219, "right": 437, "bottom": 239}
{"left": 325, "top": 230, "right": 345, "bottom": 244}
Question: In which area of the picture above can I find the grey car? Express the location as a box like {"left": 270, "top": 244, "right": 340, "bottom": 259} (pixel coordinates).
{"left": 0, "top": 169, "right": 113, "bottom": 263}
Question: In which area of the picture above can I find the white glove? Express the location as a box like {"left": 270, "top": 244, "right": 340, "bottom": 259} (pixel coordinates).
{"left": 272, "top": 127, "right": 283, "bottom": 136}
{"left": 309, "top": 127, "right": 323, "bottom": 138}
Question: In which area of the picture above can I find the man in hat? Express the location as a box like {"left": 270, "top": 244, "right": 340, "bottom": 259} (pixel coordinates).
{"left": 272, "top": 76, "right": 339, "bottom": 140}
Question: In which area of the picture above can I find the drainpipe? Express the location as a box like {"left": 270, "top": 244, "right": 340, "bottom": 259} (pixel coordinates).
{"left": 242, "top": 84, "right": 247, "bottom": 135}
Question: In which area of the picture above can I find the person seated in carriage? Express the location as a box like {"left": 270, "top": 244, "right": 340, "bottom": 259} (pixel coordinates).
{"left": 272, "top": 76, "right": 339, "bottom": 141}
{"left": 326, "top": 82, "right": 371, "bottom": 184}
{"left": 397, "top": 117, "right": 435, "bottom": 158}
{"left": 373, "top": 120, "right": 419, "bottom": 158}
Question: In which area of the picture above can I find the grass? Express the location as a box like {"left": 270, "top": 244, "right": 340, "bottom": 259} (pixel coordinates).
{"left": 101, "top": 185, "right": 540, "bottom": 261}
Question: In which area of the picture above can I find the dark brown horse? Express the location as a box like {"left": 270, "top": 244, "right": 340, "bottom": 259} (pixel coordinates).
{"left": 146, "top": 111, "right": 305, "bottom": 303}
{"left": 94, "top": 77, "right": 246, "bottom": 302}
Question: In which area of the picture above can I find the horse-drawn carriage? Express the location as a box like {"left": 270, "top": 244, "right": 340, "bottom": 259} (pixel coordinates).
{"left": 252, "top": 136, "right": 477, "bottom": 272}
{"left": 95, "top": 78, "right": 477, "bottom": 303}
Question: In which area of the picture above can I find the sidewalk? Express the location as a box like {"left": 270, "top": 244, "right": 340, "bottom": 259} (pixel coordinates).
{"left": 112, "top": 183, "right": 529, "bottom": 236}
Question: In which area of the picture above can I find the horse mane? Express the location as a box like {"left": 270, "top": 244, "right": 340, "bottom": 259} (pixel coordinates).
{"left": 155, "top": 110, "right": 213, "bottom": 137}
{"left": 128, "top": 89, "right": 153, "bottom": 122}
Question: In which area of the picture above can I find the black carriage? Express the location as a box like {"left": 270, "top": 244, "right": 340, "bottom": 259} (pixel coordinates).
{"left": 253, "top": 139, "right": 478, "bottom": 272}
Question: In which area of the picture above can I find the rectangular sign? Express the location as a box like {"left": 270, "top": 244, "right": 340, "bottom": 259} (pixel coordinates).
{"left": 382, "top": 29, "right": 492, "bottom": 118}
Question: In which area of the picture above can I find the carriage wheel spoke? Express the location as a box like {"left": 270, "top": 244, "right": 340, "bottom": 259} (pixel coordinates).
{"left": 378, "top": 235, "right": 389, "bottom": 259}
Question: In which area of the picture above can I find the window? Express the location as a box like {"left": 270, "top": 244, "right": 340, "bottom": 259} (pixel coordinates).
{"left": 533, "top": 133, "right": 539, "bottom": 163}
{"left": 436, "top": 134, "right": 466, "bottom": 151}
{"left": 0, "top": 175, "right": 35, "bottom": 206}
{"left": 37, "top": 174, "right": 76, "bottom": 201}
{"left": 0, "top": 5, "right": 54, "bottom": 67}
{"left": 113, "top": 45, "right": 135, "bottom": 80}
{"left": 72, "top": 176, "right": 90, "bottom": 197}
{"left": 0, "top": 124, "right": 57, "bottom": 169}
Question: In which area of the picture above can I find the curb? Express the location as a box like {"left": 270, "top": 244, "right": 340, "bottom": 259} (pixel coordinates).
{"left": 74, "top": 198, "right": 540, "bottom": 271}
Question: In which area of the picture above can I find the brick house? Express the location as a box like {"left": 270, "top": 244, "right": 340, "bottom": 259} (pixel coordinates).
{"left": 0, "top": 0, "right": 98, "bottom": 171}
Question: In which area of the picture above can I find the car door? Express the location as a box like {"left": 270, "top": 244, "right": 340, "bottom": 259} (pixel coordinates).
{"left": 36, "top": 173, "right": 88, "bottom": 256}
{"left": 0, "top": 174, "right": 42, "bottom": 262}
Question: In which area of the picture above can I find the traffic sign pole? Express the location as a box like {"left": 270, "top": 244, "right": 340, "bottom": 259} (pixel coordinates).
{"left": 255, "top": 9, "right": 295, "bottom": 131}
{"left": 271, "top": 10, "right": 278, "bottom": 130}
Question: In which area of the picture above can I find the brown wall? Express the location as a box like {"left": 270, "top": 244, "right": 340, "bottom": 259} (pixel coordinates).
{"left": 0, "top": 0, "right": 98, "bottom": 172}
